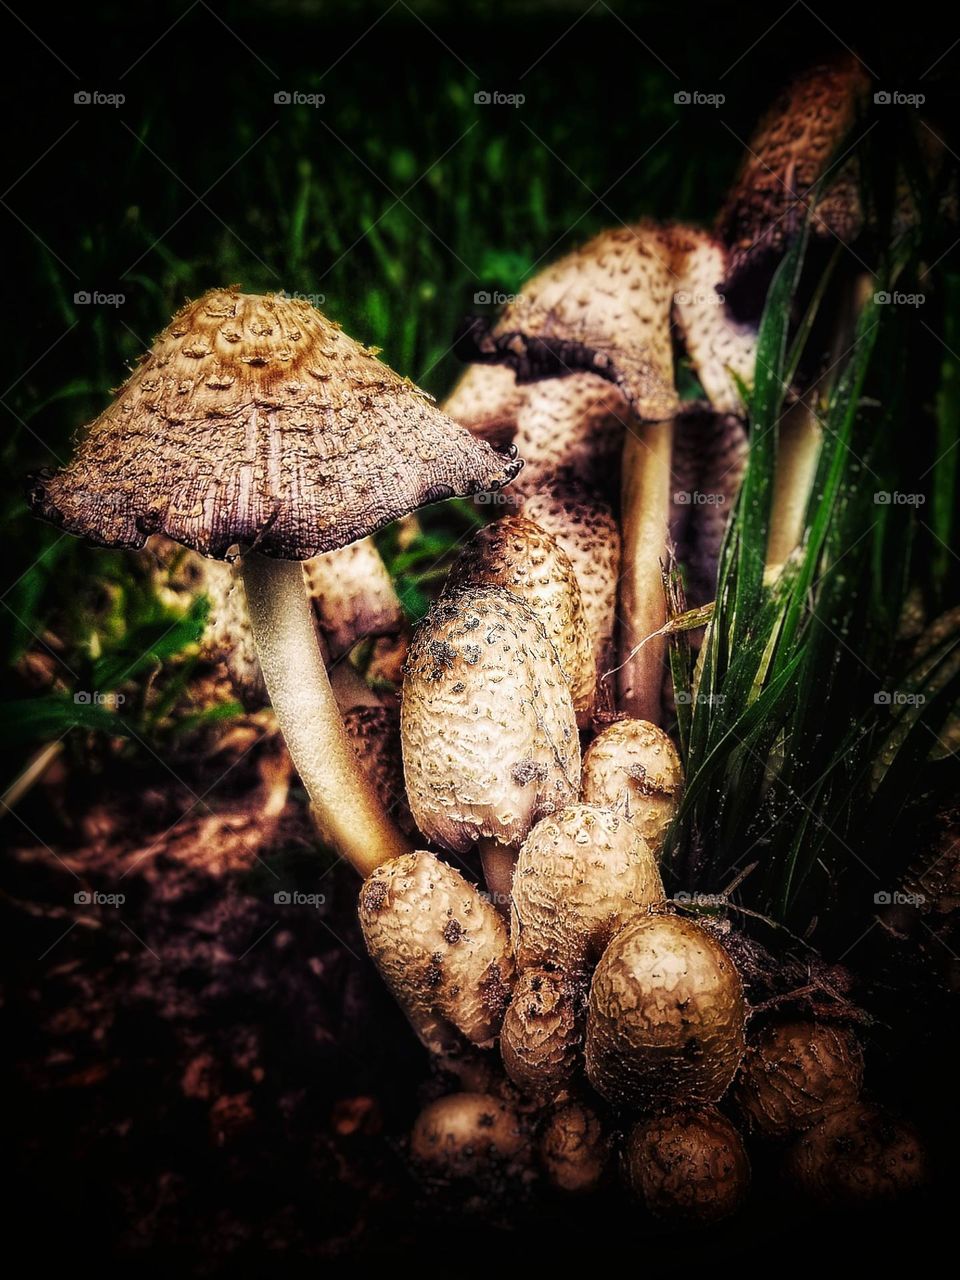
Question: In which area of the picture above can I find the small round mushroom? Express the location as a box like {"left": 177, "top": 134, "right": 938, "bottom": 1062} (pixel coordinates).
{"left": 410, "top": 1092, "right": 530, "bottom": 1204}
{"left": 735, "top": 1019, "right": 864, "bottom": 1140}
{"left": 623, "top": 1106, "right": 750, "bottom": 1223}
{"left": 784, "top": 1103, "right": 927, "bottom": 1205}
{"left": 401, "top": 585, "right": 580, "bottom": 905}
{"left": 442, "top": 515, "right": 595, "bottom": 725}
{"left": 358, "top": 851, "right": 514, "bottom": 1054}
{"left": 31, "top": 289, "right": 521, "bottom": 877}
{"left": 538, "top": 1100, "right": 610, "bottom": 1195}
{"left": 511, "top": 804, "right": 665, "bottom": 982}
{"left": 585, "top": 913, "right": 746, "bottom": 1109}
{"left": 500, "top": 969, "right": 580, "bottom": 1101}
{"left": 580, "top": 719, "right": 684, "bottom": 857}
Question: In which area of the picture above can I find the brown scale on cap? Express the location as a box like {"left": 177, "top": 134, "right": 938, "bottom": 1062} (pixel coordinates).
{"left": 443, "top": 515, "right": 595, "bottom": 726}
{"left": 716, "top": 54, "right": 871, "bottom": 293}
{"left": 585, "top": 913, "right": 745, "bottom": 1109}
{"left": 30, "top": 288, "right": 522, "bottom": 560}
{"left": 358, "top": 851, "right": 514, "bottom": 1054}
{"left": 342, "top": 703, "right": 417, "bottom": 840}
{"left": 784, "top": 1103, "right": 927, "bottom": 1205}
{"left": 538, "top": 1100, "right": 610, "bottom": 1195}
{"left": 302, "top": 537, "right": 404, "bottom": 661}
{"left": 580, "top": 719, "right": 684, "bottom": 858}
{"left": 623, "top": 1106, "right": 751, "bottom": 1223}
{"left": 401, "top": 586, "right": 580, "bottom": 856}
{"left": 442, "top": 362, "right": 524, "bottom": 449}
{"left": 500, "top": 969, "right": 581, "bottom": 1100}
{"left": 511, "top": 804, "right": 665, "bottom": 982}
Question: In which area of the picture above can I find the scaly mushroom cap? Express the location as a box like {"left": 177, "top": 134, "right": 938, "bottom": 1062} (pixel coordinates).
{"left": 302, "top": 536, "right": 404, "bottom": 660}
{"left": 410, "top": 1092, "right": 528, "bottom": 1190}
{"left": 500, "top": 969, "right": 581, "bottom": 1100}
{"left": 401, "top": 586, "right": 580, "bottom": 853}
{"left": 585, "top": 913, "right": 745, "bottom": 1108}
{"left": 443, "top": 516, "right": 595, "bottom": 725}
{"left": 580, "top": 719, "right": 684, "bottom": 857}
{"left": 511, "top": 374, "right": 629, "bottom": 501}
{"left": 521, "top": 482, "right": 620, "bottom": 674}
{"left": 623, "top": 1106, "right": 750, "bottom": 1223}
{"left": 462, "top": 224, "right": 678, "bottom": 422}
{"left": 442, "top": 363, "right": 524, "bottom": 449}
{"left": 30, "top": 289, "right": 521, "bottom": 559}
{"left": 667, "top": 227, "right": 757, "bottom": 414}
{"left": 511, "top": 804, "right": 665, "bottom": 980}
{"left": 784, "top": 1103, "right": 927, "bottom": 1206}
{"left": 358, "top": 851, "right": 514, "bottom": 1054}
{"left": 342, "top": 703, "right": 416, "bottom": 839}
{"left": 538, "top": 1101, "right": 610, "bottom": 1195}
{"left": 735, "top": 1020, "right": 864, "bottom": 1140}
{"left": 717, "top": 55, "right": 871, "bottom": 293}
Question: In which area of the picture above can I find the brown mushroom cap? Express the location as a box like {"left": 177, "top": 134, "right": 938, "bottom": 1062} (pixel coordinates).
{"left": 539, "top": 1101, "right": 610, "bottom": 1195}
{"left": 342, "top": 703, "right": 417, "bottom": 839}
{"left": 442, "top": 363, "right": 524, "bottom": 449}
{"left": 30, "top": 289, "right": 521, "bottom": 560}
{"left": 511, "top": 373, "right": 628, "bottom": 501}
{"left": 580, "top": 719, "right": 684, "bottom": 857}
{"left": 735, "top": 1019, "right": 864, "bottom": 1140}
{"left": 401, "top": 586, "right": 580, "bottom": 854}
{"left": 302, "top": 536, "right": 404, "bottom": 660}
{"left": 623, "top": 1106, "right": 750, "bottom": 1223}
{"left": 443, "top": 515, "right": 595, "bottom": 724}
{"left": 784, "top": 1103, "right": 927, "bottom": 1205}
{"left": 358, "top": 850, "right": 514, "bottom": 1054}
{"left": 500, "top": 969, "right": 581, "bottom": 1100}
{"left": 585, "top": 913, "right": 745, "bottom": 1109}
{"left": 511, "top": 804, "right": 665, "bottom": 981}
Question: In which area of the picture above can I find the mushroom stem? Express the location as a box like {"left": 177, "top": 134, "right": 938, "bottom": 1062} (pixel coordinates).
{"left": 241, "top": 553, "right": 411, "bottom": 876}
{"left": 764, "top": 395, "right": 821, "bottom": 574}
{"left": 617, "top": 419, "right": 673, "bottom": 723}
{"left": 476, "top": 837, "right": 517, "bottom": 914}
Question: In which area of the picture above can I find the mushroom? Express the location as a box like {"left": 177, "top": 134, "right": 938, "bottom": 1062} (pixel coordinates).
{"left": 585, "top": 912, "right": 746, "bottom": 1109}
{"left": 442, "top": 514, "right": 595, "bottom": 725}
{"left": 409, "top": 1092, "right": 530, "bottom": 1204}
{"left": 499, "top": 968, "right": 580, "bottom": 1101}
{"left": 29, "top": 288, "right": 521, "bottom": 876}
{"left": 623, "top": 1106, "right": 751, "bottom": 1223}
{"left": 580, "top": 719, "right": 684, "bottom": 858}
{"left": 342, "top": 702, "right": 417, "bottom": 839}
{"left": 359, "top": 850, "right": 514, "bottom": 1054}
{"left": 784, "top": 1103, "right": 927, "bottom": 1205}
{"left": 401, "top": 585, "right": 580, "bottom": 905}
{"left": 442, "top": 362, "right": 524, "bottom": 449}
{"left": 302, "top": 536, "right": 405, "bottom": 662}
{"left": 538, "top": 1101, "right": 610, "bottom": 1195}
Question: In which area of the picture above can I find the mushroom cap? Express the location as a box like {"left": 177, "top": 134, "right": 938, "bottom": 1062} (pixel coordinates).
{"left": 358, "top": 850, "right": 514, "bottom": 1054}
{"left": 784, "top": 1103, "right": 927, "bottom": 1205}
{"left": 511, "top": 804, "right": 665, "bottom": 980}
{"left": 623, "top": 1106, "right": 750, "bottom": 1223}
{"left": 716, "top": 55, "right": 871, "bottom": 294}
{"left": 30, "top": 289, "right": 521, "bottom": 560}
{"left": 410, "top": 1092, "right": 528, "bottom": 1187}
{"left": 442, "top": 363, "right": 524, "bottom": 449}
{"left": 342, "top": 703, "right": 417, "bottom": 839}
{"left": 401, "top": 586, "right": 580, "bottom": 853}
{"left": 302, "top": 536, "right": 404, "bottom": 660}
{"left": 735, "top": 1019, "right": 864, "bottom": 1140}
{"left": 580, "top": 719, "right": 684, "bottom": 857}
{"left": 585, "top": 913, "right": 745, "bottom": 1109}
{"left": 443, "top": 515, "right": 595, "bottom": 724}
{"left": 538, "top": 1101, "right": 610, "bottom": 1195}
{"left": 500, "top": 968, "right": 581, "bottom": 1100}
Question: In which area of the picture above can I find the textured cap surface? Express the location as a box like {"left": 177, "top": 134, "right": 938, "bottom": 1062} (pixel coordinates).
{"left": 580, "top": 719, "right": 684, "bottom": 857}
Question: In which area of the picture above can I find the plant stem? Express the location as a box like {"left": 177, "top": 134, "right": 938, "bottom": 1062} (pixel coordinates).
{"left": 764, "top": 395, "right": 822, "bottom": 573}
{"left": 241, "top": 553, "right": 411, "bottom": 877}
{"left": 476, "top": 836, "right": 516, "bottom": 915}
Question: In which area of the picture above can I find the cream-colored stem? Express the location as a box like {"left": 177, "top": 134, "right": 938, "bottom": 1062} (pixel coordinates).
{"left": 617, "top": 421, "right": 673, "bottom": 724}
{"left": 764, "top": 396, "right": 822, "bottom": 574}
{"left": 476, "top": 837, "right": 516, "bottom": 915}
{"left": 241, "top": 553, "right": 410, "bottom": 877}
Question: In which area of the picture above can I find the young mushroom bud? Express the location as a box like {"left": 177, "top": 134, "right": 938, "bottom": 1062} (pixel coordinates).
{"left": 538, "top": 1101, "right": 611, "bottom": 1195}
{"left": 500, "top": 969, "right": 580, "bottom": 1101}
{"left": 734, "top": 1019, "right": 864, "bottom": 1140}
{"left": 580, "top": 719, "right": 684, "bottom": 857}
{"left": 358, "top": 851, "right": 514, "bottom": 1054}
{"left": 443, "top": 515, "right": 595, "bottom": 725}
{"left": 511, "top": 804, "right": 665, "bottom": 982}
{"left": 585, "top": 913, "right": 746, "bottom": 1109}
{"left": 623, "top": 1106, "right": 750, "bottom": 1223}
{"left": 784, "top": 1103, "right": 927, "bottom": 1205}
{"left": 410, "top": 1092, "right": 530, "bottom": 1205}
{"left": 401, "top": 586, "right": 580, "bottom": 904}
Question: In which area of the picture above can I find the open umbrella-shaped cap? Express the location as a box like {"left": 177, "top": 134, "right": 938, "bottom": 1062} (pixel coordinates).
{"left": 30, "top": 289, "right": 522, "bottom": 560}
